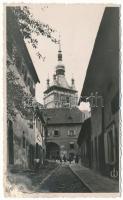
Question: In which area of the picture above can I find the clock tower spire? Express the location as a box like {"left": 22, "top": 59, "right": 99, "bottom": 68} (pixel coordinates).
{"left": 56, "top": 35, "right": 65, "bottom": 76}
{"left": 44, "top": 34, "right": 78, "bottom": 108}
{"left": 58, "top": 34, "right": 62, "bottom": 62}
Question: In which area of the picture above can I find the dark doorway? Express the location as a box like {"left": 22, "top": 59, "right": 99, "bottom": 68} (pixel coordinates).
{"left": 8, "top": 120, "right": 14, "bottom": 164}
{"left": 46, "top": 142, "right": 60, "bottom": 160}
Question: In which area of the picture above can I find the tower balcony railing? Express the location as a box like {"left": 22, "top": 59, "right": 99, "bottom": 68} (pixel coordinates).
{"left": 56, "top": 64, "right": 65, "bottom": 70}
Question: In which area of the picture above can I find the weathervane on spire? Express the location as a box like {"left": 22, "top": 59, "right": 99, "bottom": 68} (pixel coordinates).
{"left": 59, "top": 33, "right": 61, "bottom": 52}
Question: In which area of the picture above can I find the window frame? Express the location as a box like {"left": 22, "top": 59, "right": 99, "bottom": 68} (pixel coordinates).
{"left": 54, "top": 129, "right": 60, "bottom": 137}
{"left": 68, "top": 130, "right": 75, "bottom": 136}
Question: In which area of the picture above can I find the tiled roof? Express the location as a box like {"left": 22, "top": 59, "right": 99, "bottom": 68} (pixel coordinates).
{"left": 41, "top": 107, "right": 84, "bottom": 125}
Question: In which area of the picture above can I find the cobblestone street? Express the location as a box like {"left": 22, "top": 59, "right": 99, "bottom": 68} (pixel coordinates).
{"left": 37, "top": 164, "right": 91, "bottom": 193}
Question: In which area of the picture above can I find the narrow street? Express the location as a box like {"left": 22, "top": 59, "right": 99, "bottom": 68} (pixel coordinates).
{"left": 37, "top": 164, "right": 91, "bottom": 193}
{"left": 6, "top": 5, "right": 119, "bottom": 197}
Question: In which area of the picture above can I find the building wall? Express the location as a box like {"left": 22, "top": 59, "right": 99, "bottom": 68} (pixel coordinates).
{"left": 90, "top": 106, "right": 103, "bottom": 171}
{"left": 103, "top": 84, "right": 119, "bottom": 176}
{"left": 46, "top": 124, "right": 81, "bottom": 159}
{"left": 34, "top": 116, "right": 46, "bottom": 164}
{"left": 80, "top": 139, "right": 91, "bottom": 168}
{"left": 7, "top": 108, "right": 47, "bottom": 169}
{"left": 77, "top": 118, "right": 91, "bottom": 168}
{"left": 7, "top": 9, "right": 42, "bottom": 170}
{"left": 8, "top": 112, "right": 35, "bottom": 169}
{"left": 7, "top": 43, "right": 36, "bottom": 169}
{"left": 7, "top": 53, "right": 36, "bottom": 169}
{"left": 90, "top": 88, "right": 119, "bottom": 176}
{"left": 78, "top": 8, "right": 119, "bottom": 179}
{"left": 7, "top": 22, "right": 36, "bottom": 97}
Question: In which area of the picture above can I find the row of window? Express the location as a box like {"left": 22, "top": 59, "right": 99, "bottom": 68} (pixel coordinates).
{"left": 90, "top": 123, "right": 116, "bottom": 165}
{"left": 20, "top": 61, "right": 35, "bottom": 96}
{"left": 104, "top": 123, "right": 116, "bottom": 164}
{"left": 23, "top": 135, "right": 75, "bottom": 150}
{"left": 47, "top": 130, "right": 77, "bottom": 137}
{"left": 54, "top": 95, "right": 70, "bottom": 103}
{"left": 80, "top": 123, "right": 117, "bottom": 166}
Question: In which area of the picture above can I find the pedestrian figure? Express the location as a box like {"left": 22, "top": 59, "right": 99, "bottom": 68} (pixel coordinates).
{"left": 75, "top": 154, "right": 79, "bottom": 164}
{"left": 59, "top": 156, "right": 62, "bottom": 164}
{"left": 69, "top": 154, "right": 72, "bottom": 164}
{"left": 63, "top": 155, "right": 66, "bottom": 163}
{"left": 34, "top": 158, "right": 40, "bottom": 172}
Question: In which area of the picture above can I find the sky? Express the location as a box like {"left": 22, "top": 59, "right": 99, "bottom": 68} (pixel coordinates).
{"left": 26, "top": 4, "right": 105, "bottom": 107}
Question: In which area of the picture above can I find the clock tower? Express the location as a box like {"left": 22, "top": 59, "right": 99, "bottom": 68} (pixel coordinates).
{"left": 43, "top": 41, "right": 78, "bottom": 108}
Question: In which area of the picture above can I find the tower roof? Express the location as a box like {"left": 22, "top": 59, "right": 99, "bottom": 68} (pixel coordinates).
{"left": 44, "top": 36, "right": 77, "bottom": 93}
{"left": 54, "top": 73, "right": 70, "bottom": 89}
{"left": 56, "top": 39, "right": 64, "bottom": 75}
{"left": 58, "top": 33, "right": 62, "bottom": 61}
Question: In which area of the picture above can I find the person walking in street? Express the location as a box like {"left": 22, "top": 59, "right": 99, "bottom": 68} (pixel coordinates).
{"left": 59, "top": 155, "right": 62, "bottom": 164}
{"left": 69, "top": 154, "right": 72, "bottom": 164}
{"left": 75, "top": 154, "right": 79, "bottom": 164}
{"left": 63, "top": 155, "right": 66, "bottom": 163}
{"left": 34, "top": 158, "right": 40, "bottom": 172}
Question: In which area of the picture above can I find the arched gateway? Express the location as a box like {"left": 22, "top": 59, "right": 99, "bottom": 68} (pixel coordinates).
{"left": 46, "top": 142, "right": 60, "bottom": 160}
